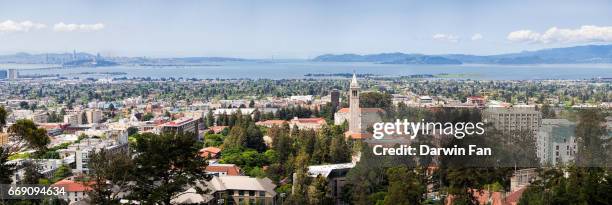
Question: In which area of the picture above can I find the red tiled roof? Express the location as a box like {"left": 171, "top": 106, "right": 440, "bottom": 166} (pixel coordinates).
{"left": 504, "top": 187, "right": 527, "bottom": 205}
{"left": 209, "top": 126, "right": 228, "bottom": 133}
{"left": 291, "top": 118, "right": 326, "bottom": 124}
{"left": 205, "top": 164, "right": 241, "bottom": 176}
{"left": 52, "top": 179, "right": 93, "bottom": 192}
{"left": 256, "top": 120, "right": 287, "bottom": 126}
{"left": 344, "top": 131, "right": 372, "bottom": 139}
{"left": 199, "top": 147, "right": 221, "bottom": 158}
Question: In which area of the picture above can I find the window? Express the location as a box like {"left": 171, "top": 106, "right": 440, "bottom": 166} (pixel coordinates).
{"left": 249, "top": 191, "right": 255, "bottom": 196}
{"left": 259, "top": 191, "right": 266, "bottom": 197}
{"left": 239, "top": 190, "right": 244, "bottom": 196}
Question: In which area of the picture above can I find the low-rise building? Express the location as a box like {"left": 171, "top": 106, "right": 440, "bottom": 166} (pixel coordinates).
{"left": 205, "top": 176, "right": 277, "bottom": 205}
{"left": 289, "top": 117, "right": 326, "bottom": 130}
{"left": 51, "top": 178, "right": 92, "bottom": 203}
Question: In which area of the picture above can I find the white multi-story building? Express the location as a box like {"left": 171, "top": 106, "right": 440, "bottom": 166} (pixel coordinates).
{"left": 536, "top": 119, "right": 577, "bottom": 166}
{"left": 58, "top": 130, "right": 129, "bottom": 174}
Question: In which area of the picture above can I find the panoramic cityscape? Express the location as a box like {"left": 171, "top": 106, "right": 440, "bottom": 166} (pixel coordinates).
{"left": 1, "top": 0, "right": 611, "bottom": 205}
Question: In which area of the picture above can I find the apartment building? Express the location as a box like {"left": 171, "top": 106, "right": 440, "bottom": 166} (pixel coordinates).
{"left": 482, "top": 107, "right": 542, "bottom": 134}
{"left": 159, "top": 117, "right": 199, "bottom": 138}
{"left": 536, "top": 119, "right": 577, "bottom": 166}
{"left": 85, "top": 109, "right": 103, "bottom": 124}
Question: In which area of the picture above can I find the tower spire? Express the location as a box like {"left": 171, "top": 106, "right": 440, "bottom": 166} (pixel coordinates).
{"left": 350, "top": 71, "right": 359, "bottom": 88}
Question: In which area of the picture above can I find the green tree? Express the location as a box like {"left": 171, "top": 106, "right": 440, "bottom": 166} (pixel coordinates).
{"left": 142, "top": 112, "right": 154, "bottom": 121}
{"left": 245, "top": 123, "right": 266, "bottom": 152}
{"left": 329, "top": 132, "right": 351, "bottom": 163}
{"left": 574, "top": 109, "right": 608, "bottom": 167}
{"left": 270, "top": 125, "right": 293, "bottom": 163}
{"left": 311, "top": 125, "right": 331, "bottom": 164}
{"left": 307, "top": 175, "right": 332, "bottom": 205}
{"left": 206, "top": 110, "right": 215, "bottom": 127}
{"left": 360, "top": 92, "right": 393, "bottom": 112}
{"left": 129, "top": 132, "right": 207, "bottom": 205}
{"left": 249, "top": 100, "right": 255, "bottom": 108}
{"left": 540, "top": 103, "right": 556, "bottom": 118}
{"left": 9, "top": 119, "right": 50, "bottom": 153}
{"left": 127, "top": 126, "right": 139, "bottom": 136}
{"left": 383, "top": 166, "right": 425, "bottom": 205}
{"left": 87, "top": 149, "right": 135, "bottom": 204}
{"left": 0, "top": 106, "right": 7, "bottom": 131}
{"left": 21, "top": 161, "right": 44, "bottom": 184}
{"left": 252, "top": 109, "right": 261, "bottom": 122}
{"left": 52, "top": 164, "right": 72, "bottom": 182}
{"left": 0, "top": 148, "right": 15, "bottom": 184}
{"left": 204, "top": 133, "right": 225, "bottom": 147}
{"left": 223, "top": 125, "right": 247, "bottom": 150}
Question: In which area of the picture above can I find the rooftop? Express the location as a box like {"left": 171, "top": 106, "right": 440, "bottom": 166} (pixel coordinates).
{"left": 52, "top": 179, "right": 93, "bottom": 192}
{"left": 207, "top": 176, "right": 276, "bottom": 196}
{"left": 307, "top": 163, "right": 355, "bottom": 177}
{"left": 162, "top": 117, "right": 195, "bottom": 127}
{"left": 205, "top": 164, "right": 242, "bottom": 176}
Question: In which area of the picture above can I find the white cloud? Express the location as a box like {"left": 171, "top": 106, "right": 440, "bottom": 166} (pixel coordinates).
{"left": 53, "top": 22, "right": 105, "bottom": 32}
{"left": 0, "top": 20, "right": 46, "bottom": 32}
{"left": 432, "top": 33, "right": 459, "bottom": 43}
{"left": 471, "top": 33, "right": 483, "bottom": 41}
{"left": 507, "top": 25, "right": 612, "bottom": 43}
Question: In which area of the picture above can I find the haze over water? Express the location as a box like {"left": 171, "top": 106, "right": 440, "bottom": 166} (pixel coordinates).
{"left": 8, "top": 61, "right": 612, "bottom": 80}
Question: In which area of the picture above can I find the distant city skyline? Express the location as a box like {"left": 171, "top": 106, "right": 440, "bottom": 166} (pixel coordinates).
{"left": 1, "top": 0, "right": 612, "bottom": 58}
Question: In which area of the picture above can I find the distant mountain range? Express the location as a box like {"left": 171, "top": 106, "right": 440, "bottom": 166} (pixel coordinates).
{"left": 313, "top": 44, "right": 612, "bottom": 65}
{"left": 2, "top": 44, "right": 612, "bottom": 66}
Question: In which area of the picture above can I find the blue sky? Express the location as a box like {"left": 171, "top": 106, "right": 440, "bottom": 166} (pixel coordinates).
{"left": 1, "top": 0, "right": 612, "bottom": 58}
